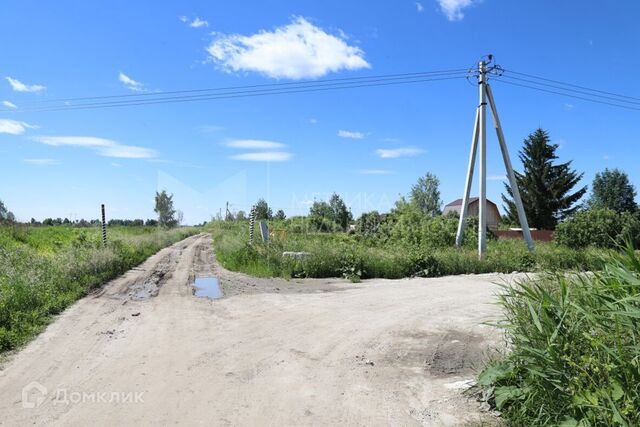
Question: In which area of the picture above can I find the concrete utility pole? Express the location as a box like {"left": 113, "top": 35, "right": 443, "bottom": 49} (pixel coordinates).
{"left": 455, "top": 55, "right": 534, "bottom": 259}
{"left": 478, "top": 59, "right": 488, "bottom": 258}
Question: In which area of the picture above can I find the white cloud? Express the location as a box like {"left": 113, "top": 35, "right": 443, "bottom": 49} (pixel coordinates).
{"left": 2, "top": 100, "right": 17, "bottom": 109}
{"left": 180, "top": 15, "right": 208, "bottom": 28}
{"left": 118, "top": 72, "right": 144, "bottom": 92}
{"left": 24, "top": 158, "right": 59, "bottom": 165}
{"left": 415, "top": 2, "right": 424, "bottom": 12}
{"left": 563, "top": 103, "right": 574, "bottom": 111}
{"left": 32, "top": 136, "right": 157, "bottom": 159}
{"left": 356, "top": 169, "right": 393, "bottom": 175}
{"left": 231, "top": 152, "right": 292, "bottom": 162}
{"left": 226, "top": 139, "right": 285, "bottom": 149}
{"left": 488, "top": 174, "right": 506, "bottom": 181}
{"left": 190, "top": 17, "right": 208, "bottom": 28}
{"left": 437, "top": 0, "right": 477, "bottom": 21}
{"left": 0, "top": 119, "right": 35, "bottom": 135}
{"left": 5, "top": 77, "right": 46, "bottom": 93}
{"left": 207, "top": 16, "right": 370, "bottom": 79}
{"left": 338, "top": 130, "right": 365, "bottom": 139}
{"left": 376, "top": 147, "right": 424, "bottom": 158}
{"left": 309, "top": 118, "right": 318, "bottom": 124}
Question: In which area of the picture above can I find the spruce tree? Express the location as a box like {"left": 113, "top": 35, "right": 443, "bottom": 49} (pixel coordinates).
{"left": 502, "top": 128, "right": 586, "bottom": 229}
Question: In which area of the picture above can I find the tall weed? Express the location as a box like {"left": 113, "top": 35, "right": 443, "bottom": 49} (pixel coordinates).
{"left": 479, "top": 245, "right": 640, "bottom": 426}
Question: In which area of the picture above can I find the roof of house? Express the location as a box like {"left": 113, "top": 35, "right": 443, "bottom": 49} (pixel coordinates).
{"left": 444, "top": 197, "right": 497, "bottom": 208}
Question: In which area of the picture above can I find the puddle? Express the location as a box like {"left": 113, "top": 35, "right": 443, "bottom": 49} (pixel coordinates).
{"left": 193, "top": 277, "right": 223, "bottom": 299}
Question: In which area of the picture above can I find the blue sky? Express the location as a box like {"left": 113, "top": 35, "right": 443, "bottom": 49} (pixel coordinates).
{"left": 1, "top": 0, "right": 639, "bottom": 224}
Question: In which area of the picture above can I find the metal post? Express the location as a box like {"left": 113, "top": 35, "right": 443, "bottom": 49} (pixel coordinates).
{"left": 249, "top": 205, "right": 256, "bottom": 245}
{"left": 455, "top": 108, "right": 480, "bottom": 247}
{"left": 101, "top": 204, "right": 107, "bottom": 246}
{"left": 478, "top": 61, "right": 488, "bottom": 259}
{"left": 486, "top": 84, "right": 535, "bottom": 251}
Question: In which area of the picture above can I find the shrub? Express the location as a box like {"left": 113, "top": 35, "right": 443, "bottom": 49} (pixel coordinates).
{"left": 555, "top": 208, "right": 640, "bottom": 249}
{"left": 307, "top": 195, "right": 352, "bottom": 232}
{"left": 283, "top": 216, "right": 309, "bottom": 234}
{"left": 355, "top": 211, "right": 382, "bottom": 236}
{"left": 381, "top": 205, "right": 494, "bottom": 249}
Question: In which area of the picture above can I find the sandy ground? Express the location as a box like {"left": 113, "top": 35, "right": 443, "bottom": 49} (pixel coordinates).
{"left": 0, "top": 233, "right": 519, "bottom": 426}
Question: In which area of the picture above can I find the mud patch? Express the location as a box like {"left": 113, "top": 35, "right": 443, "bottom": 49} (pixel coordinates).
{"left": 120, "top": 252, "right": 178, "bottom": 300}
{"left": 380, "top": 329, "right": 487, "bottom": 377}
{"left": 426, "top": 331, "right": 486, "bottom": 376}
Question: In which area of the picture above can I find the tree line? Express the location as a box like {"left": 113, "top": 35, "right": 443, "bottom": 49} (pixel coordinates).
{"left": 0, "top": 189, "right": 184, "bottom": 229}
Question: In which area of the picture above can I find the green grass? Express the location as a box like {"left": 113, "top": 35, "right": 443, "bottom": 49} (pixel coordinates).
{"left": 206, "top": 221, "right": 607, "bottom": 281}
{"left": 0, "top": 224, "right": 198, "bottom": 353}
{"left": 478, "top": 246, "right": 640, "bottom": 426}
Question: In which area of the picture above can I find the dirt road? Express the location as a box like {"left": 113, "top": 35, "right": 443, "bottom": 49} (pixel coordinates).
{"left": 0, "top": 233, "right": 516, "bottom": 426}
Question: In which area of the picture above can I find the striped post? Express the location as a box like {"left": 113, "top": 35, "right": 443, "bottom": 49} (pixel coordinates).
{"left": 249, "top": 205, "right": 256, "bottom": 245}
{"left": 101, "top": 204, "right": 107, "bottom": 246}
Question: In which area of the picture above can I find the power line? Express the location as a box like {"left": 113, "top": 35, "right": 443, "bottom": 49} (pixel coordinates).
{"left": 498, "top": 74, "right": 640, "bottom": 106}
{"left": 5, "top": 63, "right": 640, "bottom": 114}
{"left": 14, "top": 74, "right": 469, "bottom": 113}
{"left": 502, "top": 68, "right": 640, "bottom": 103}
{"left": 492, "top": 79, "right": 640, "bottom": 112}
{"left": 6, "top": 68, "right": 468, "bottom": 111}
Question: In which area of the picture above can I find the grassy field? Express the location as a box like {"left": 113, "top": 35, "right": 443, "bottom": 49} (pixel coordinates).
{"left": 0, "top": 224, "right": 198, "bottom": 353}
{"left": 205, "top": 221, "right": 608, "bottom": 281}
